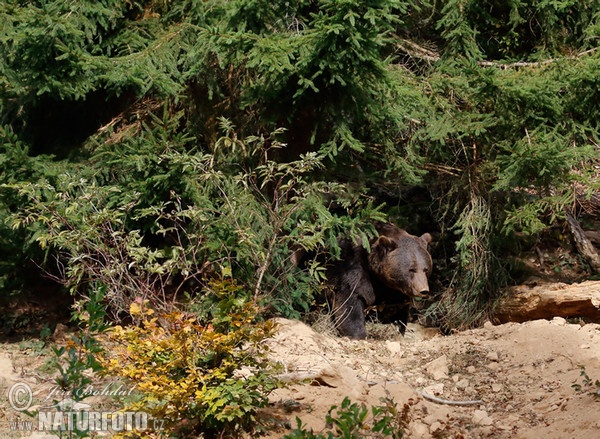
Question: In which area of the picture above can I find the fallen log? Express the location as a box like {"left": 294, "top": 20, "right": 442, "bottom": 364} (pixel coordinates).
{"left": 494, "top": 281, "right": 600, "bottom": 323}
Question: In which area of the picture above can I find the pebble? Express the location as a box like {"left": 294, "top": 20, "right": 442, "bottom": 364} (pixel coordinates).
{"left": 552, "top": 316, "right": 567, "bottom": 326}
{"left": 416, "top": 377, "right": 428, "bottom": 386}
{"left": 409, "top": 421, "right": 431, "bottom": 438}
{"left": 486, "top": 351, "right": 499, "bottom": 362}
{"left": 425, "top": 355, "right": 449, "bottom": 380}
{"left": 472, "top": 410, "right": 494, "bottom": 426}
{"left": 385, "top": 341, "right": 403, "bottom": 355}
{"left": 467, "top": 366, "right": 476, "bottom": 374}
{"left": 429, "top": 421, "right": 442, "bottom": 433}
{"left": 423, "top": 383, "right": 444, "bottom": 396}
{"left": 456, "top": 379, "right": 470, "bottom": 390}
{"left": 483, "top": 321, "right": 494, "bottom": 329}
{"left": 491, "top": 383, "right": 503, "bottom": 392}
{"left": 486, "top": 362, "right": 500, "bottom": 371}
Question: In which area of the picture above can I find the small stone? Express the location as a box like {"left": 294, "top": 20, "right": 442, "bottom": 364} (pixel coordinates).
{"left": 429, "top": 421, "right": 442, "bottom": 433}
{"left": 491, "top": 383, "right": 503, "bottom": 392}
{"left": 483, "top": 321, "right": 494, "bottom": 329}
{"left": 472, "top": 410, "right": 494, "bottom": 426}
{"left": 486, "top": 362, "right": 500, "bottom": 371}
{"left": 423, "top": 383, "right": 444, "bottom": 396}
{"left": 466, "top": 366, "right": 477, "bottom": 374}
{"left": 426, "top": 355, "right": 449, "bottom": 380}
{"left": 552, "top": 317, "right": 567, "bottom": 326}
{"left": 452, "top": 374, "right": 460, "bottom": 383}
{"left": 386, "top": 341, "right": 403, "bottom": 355}
{"left": 478, "top": 426, "right": 495, "bottom": 436}
{"left": 456, "top": 379, "right": 470, "bottom": 390}
{"left": 416, "top": 377, "right": 428, "bottom": 386}
{"left": 409, "top": 421, "right": 430, "bottom": 438}
{"left": 486, "top": 351, "right": 499, "bottom": 362}
{"left": 580, "top": 344, "right": 591, "bottom": 350}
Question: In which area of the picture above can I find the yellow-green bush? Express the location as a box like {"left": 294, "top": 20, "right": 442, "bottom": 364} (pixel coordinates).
{"left": 100, "top": 280, "right": 279, "bottom": 438}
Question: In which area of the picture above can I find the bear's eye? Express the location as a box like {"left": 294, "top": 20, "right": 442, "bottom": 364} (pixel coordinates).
{"left": 409, "top": 268, "right": 417, "bottom": 273}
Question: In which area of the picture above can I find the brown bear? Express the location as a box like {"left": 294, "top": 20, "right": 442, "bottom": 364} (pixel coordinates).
{"left": 327, "top": 222, "right": 432, "bottom": 339}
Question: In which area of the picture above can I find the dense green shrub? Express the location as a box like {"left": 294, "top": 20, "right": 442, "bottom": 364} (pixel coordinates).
{"left": 2, "top": 0, "right": 600, "bottom": 329}
{"left": 5, "top": 112, "right": 383, "bottom": 319}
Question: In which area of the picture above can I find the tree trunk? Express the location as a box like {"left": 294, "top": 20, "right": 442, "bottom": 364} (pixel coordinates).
{"left": 566, "top": 213, "right": 600, "bottom": 274}
{"left": 494, "top": 281, "right": 600, "bottom": 323}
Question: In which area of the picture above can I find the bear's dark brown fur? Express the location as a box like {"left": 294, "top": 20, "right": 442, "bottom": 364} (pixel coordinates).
{"left": 327, "top": 223, "right": 432, "bottom": 339}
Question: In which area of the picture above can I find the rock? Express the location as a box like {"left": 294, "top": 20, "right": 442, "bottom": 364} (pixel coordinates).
{"left": 486, "top": 362, "right": 500, "bottom": 371}
{"left": 552, "top": 316, "right": 567, "bottom": 326}
{"left": 429, "top": 421, "right": 442, "bottom": 433}
{"left": 311, "top": 364, "right": 365, "bottom": 400}
{"left": 486, "top": 351, "right": 499, "bottom": 362}
{"left": 425, "top": 355, "right": 449, "bottom": 380}
{"left": 416, "top": 377, "right": 428, "bottom": 386}
{"left": 456, "top": 379, "right": 470, "bottom": 390}
{"left": 491, "top": 383, "right": 503, "bottom": 392}
{"left": 409, "top": 421, "right": 431, "bottom": 438}
{"left": 472, "top": 410, "right": 494, "bottom": 426}
{"left": 466, "top": 366, "right": 476, "bottom": 374}
{"left": 483, "top": 321, "right": 494, "bottom": 329}
{"left": 423, "top": 383, "right": 444, "bottom": 396}
{"left": 385, "top": 341, "right": 403, "bottom": 355}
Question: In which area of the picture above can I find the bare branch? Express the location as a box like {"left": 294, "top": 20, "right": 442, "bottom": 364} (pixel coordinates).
{"left": 395, "top": 38, "right": 599, "bottom": 69}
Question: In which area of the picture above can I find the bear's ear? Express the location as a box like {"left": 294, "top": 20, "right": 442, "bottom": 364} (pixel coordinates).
{"left": 419, "top": 233, "right": 432, "bottom": 249}
{"left": 378, "top": 235, "right": 398, "bottom": 252}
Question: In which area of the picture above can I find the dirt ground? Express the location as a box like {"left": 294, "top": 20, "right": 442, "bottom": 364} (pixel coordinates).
{"left": 262, "top": 284, "right": 600, "bottom": 438}
{"left": 1, "top": 282, "right": 600, "bottom": 438}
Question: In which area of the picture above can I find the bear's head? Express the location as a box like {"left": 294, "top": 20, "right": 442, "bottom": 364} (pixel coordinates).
{"left": 368, "top": 230, "right": 432, "bottom": 298}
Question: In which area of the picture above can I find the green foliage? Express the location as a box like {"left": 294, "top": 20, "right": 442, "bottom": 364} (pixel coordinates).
{"left": 436, "top": 0, "right": 482, "bottom": 61}
{"left": 100, "top": 280, "right": 279, "bottom": 438}
{"left": 430, "top": 193, "right": 505, "bottom": 329}
{"left": 5, "top": 109, "right": 383, "bottom": 319}
{"left": 2, "top": 0, "right": 600, "bottom": 332}
{"left": 284, "top": 397, "right": 411, "bottom": 439}
{"left": 572, "top": 365, "right": 600, "bottom": 400}
{"left": 30, "top": 287, "right": 110, "bottom": 437}
{"left": 0, "top": 0, "right": 181, "bottom": 101}
{"left": 54, "top": 287, "right": 109, "bottom": 392}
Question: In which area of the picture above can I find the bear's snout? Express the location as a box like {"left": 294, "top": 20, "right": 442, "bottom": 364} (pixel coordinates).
{"left": 411, "top": 271, "right": 430, "bottom": 297}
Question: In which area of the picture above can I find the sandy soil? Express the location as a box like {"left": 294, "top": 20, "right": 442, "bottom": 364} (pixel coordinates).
{"left": 1, "top": 283, "right": 600, "bottom": 438}
{"left": 262, "top": 314, "right": 600, "bottom": 438}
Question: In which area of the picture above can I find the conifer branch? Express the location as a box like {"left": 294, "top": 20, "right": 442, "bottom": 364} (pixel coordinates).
{"left": 396, "top": 38, "right": 599, "bottom": 68}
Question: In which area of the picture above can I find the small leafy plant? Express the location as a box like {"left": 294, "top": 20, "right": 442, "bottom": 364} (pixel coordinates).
{"left": 99, "top": 279, "right": 280, "bottom": 438}
{"left": 27, "top": 286, "right": 109, "bottom": 438}
{"left": 284, "top": 396, "right": 411, "bottom": 439}
{"left": 572, "top": 365, "right": 600, "bottom": 400}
